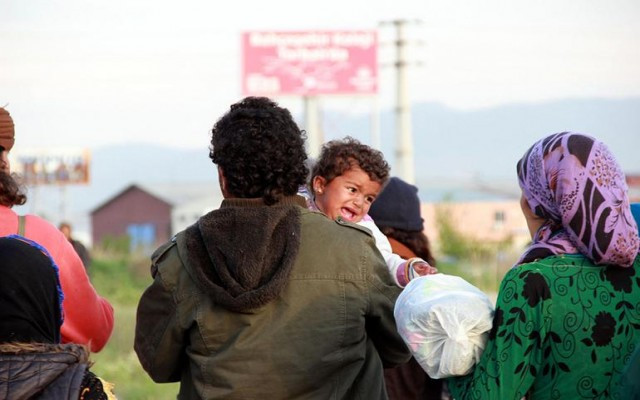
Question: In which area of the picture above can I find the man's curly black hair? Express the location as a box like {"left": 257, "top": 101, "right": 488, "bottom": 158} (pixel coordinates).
{"left": 209, "top": 97, "right": 308, "bottom": 205}
{"left": 310, "top": 137, "right": 390, "bottom": 194}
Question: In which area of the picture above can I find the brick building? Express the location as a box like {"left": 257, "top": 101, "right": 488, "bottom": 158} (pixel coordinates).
{"left": 90, "top": 182, "right": 223, "bottom": 253}
{"left": 90, "top": 184, "right": 172, "bottom": 252}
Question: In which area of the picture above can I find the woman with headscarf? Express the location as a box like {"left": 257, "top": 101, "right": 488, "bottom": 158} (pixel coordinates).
{"left": 448, "top": 132, "right": 640, "bottom": 399}
{"left": 0, "top": 235, "right": 116, "bottom": 400}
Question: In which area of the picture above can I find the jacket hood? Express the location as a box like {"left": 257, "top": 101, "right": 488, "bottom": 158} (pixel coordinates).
{"left": 183, "top": 196, "right": 304, "bottom": 312}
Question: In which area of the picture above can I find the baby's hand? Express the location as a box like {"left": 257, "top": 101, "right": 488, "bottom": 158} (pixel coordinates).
{"left": 411, "top": 261, "right": 438, "bottom": 276}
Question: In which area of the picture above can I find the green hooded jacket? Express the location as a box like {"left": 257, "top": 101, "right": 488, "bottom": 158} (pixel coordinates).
{"left": 134, "top": 195, "right": 410, "bottom": 399}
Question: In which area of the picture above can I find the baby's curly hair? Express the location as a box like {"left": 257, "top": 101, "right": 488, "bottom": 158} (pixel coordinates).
{"left": 209, "top": 97, "right": 308, "bottom": 205}
{"left": 310, "top": 137, "right": 390, "bottom": 192}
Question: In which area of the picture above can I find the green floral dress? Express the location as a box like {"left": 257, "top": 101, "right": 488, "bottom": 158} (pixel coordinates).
{"left": 449, "top": 254, "right": 640, "bottom": 400}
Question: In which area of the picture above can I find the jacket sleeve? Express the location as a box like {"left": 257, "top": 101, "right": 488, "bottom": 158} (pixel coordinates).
{"left": 447, "top": 267, "right": 545, "bottom": 400}
{"left": 134, "top": 242, "right": 189, "bottom": 383}
{"left": 364, "top": 241, "right": 412, "bottom": 367}
{"left": 56, "top": 230, "right": 114, "bottom": 353}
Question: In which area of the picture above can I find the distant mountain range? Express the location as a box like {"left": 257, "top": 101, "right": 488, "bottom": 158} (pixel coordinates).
{"left": 329, "top": 97, "right": 640, "bottom": 179}
{"left": 15, "top": 97, "right": 640, "bottom": 239}
{"left": 322, "top": 97, "right": 640, "bottom": 200}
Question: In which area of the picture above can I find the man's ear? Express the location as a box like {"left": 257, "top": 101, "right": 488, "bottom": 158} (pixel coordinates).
{"left": 311, "top": 176, "right": 326, "bottom": 195}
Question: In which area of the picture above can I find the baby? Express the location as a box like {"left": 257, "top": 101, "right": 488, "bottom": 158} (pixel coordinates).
{"left": 302, "top": 137, "right": 436, "bottom": 287}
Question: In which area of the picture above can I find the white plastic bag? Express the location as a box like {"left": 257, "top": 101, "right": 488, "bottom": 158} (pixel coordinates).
{"left": 394, "top": 274, "right": 494, "bottom": 379}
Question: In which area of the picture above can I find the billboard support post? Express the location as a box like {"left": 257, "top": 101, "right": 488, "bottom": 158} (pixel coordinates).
{"left": 304, "top": 96, "right": 322, "bottom": 159}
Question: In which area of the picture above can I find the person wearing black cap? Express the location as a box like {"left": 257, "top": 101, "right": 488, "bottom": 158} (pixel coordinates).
{"left": 368, "top": 177, "right": 443, "bottom": 400}
{"left": 369, "top": 177, "right": 436, "bottom": 266}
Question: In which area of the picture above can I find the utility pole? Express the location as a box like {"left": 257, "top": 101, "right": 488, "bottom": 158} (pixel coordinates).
{"left": 393, "top": 19, "right": 415, "bottom": 184}
{"left": 380, "top": 19, "right": 420, "bottom": 183}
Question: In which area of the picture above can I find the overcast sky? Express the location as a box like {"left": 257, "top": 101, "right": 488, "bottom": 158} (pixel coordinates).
{"left": 2, "top": 0, "right": 639, "bottom": 150}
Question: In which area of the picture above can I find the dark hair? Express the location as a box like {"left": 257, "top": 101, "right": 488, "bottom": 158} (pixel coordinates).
{"left": 209, "top": 97, "right": 308, "bottom": 205}
{"left": 379, "top": 226, "right": 436, "bottom": 267}
{"left": 310, "top": 137, "right": 389, "bottom": 193}
{"left": 0, "top": 171, "right": 27, "bottom": 207}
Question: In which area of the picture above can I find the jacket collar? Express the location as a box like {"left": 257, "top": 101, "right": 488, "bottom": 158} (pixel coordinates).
{"left": 220, "top": 195, "right": 307, "bottom": 209}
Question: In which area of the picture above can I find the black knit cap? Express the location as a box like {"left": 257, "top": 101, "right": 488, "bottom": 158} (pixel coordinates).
{"left": 369, "top": 176, "right": 424, "bottom": 232}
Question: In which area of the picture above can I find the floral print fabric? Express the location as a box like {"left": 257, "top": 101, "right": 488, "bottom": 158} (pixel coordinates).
{"left": 449, "top": 254, "right": 640, "bottom": 400}
{"left": 517, "top": 132, "right": 639, "bottom": 267}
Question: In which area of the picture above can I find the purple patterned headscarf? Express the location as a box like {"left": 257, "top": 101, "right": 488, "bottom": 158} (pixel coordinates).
{"left": 516, "top": 132, "right": 639, "bottom": 267}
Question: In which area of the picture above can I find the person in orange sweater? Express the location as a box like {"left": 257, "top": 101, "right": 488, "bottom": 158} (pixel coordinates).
{"left": 0, "top": 107, "right": 113, "bottom": 352}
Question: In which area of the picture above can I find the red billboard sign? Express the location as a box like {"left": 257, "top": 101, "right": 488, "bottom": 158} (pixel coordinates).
{"left": 242, "top": 30, "right": 378, "bottom": 96}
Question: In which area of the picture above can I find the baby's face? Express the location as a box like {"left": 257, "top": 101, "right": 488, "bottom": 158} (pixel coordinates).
{"left": 313, "top": 166, "right": 382, "bottom": 223}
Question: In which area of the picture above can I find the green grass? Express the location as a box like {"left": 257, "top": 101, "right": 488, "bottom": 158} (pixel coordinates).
{"left": 435, "top": 250, "right": 521, "bottom": 301}
{"left": 88, "top": 256, "right": 179, "bottom": 400}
